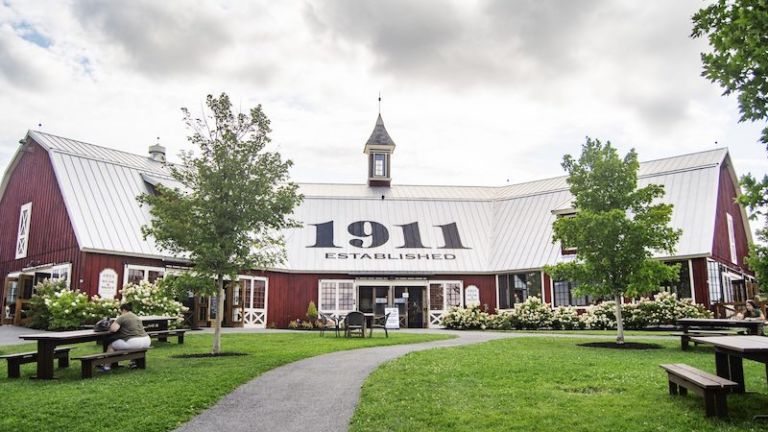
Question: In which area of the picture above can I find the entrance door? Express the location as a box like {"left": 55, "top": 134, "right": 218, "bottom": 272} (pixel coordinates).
{"left": 358, "top": 286, "right": 388, "bottom": 315}
{"left": 394, "top": 286, "right": 426, "bottom": 328}
{"left": 242, "top": 278, "right": 268, "bottom": 328}
{"left": 407, "top": 288, "right": 425, "bottom": 328}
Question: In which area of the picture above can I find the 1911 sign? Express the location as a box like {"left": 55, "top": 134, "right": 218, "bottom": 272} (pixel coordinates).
{"left": 308, "top": 221, "right": 470, "bottom": 250}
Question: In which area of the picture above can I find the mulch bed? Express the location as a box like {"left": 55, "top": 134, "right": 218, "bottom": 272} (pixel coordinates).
{"left": 577, "top": 342, "right": 663, "bottom": 350}
{"left": 170, "top": 352, "right": 249, "bottom": 358}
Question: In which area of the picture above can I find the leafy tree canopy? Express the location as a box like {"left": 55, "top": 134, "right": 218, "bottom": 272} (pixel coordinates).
{"left": 692, "top": 0, "right": 768, "bottom": 146}
{"left": 545, "top": 138, "right": 681, "bottom": 299}
{"left": 139, "top": 93, "right": 303, "bottom": 282}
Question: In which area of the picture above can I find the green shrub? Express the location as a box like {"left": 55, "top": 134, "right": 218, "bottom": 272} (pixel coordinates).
{"left": 121, "top": 281, "right": 188, "bottom": 326}
{"left": 27, "top": 279, "right": 68, "bottom": 329}
{"left": 514, "top": 296, "right": 553, "bottom": 329}
{"left": 440, "top": 305, "right": 491, "bottom": 329}
{"left": 306, "top": 301, "right": 318, "bottom": 322}
{"left": 551, "top": 306, "right": 584, "bottom": 330}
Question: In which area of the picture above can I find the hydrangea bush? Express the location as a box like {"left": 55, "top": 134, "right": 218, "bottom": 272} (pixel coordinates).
{"left": 551, "top": 306, "right": 585, "bottom": 330}
{"left": 28, "top": 280, "right": 120, "bottom": 330}
{"left": 121, "top": 280, "right": 188, "bottom": 325}
{"left": 440, "top": 305, "right": 491, "bottom": 330}
{"left": 439, "top": 293, "right": 711, "bottom": 330}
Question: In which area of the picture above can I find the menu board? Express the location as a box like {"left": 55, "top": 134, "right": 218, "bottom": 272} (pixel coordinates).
{"left": 97, "top": 268, "right": 118, "bottom": 299}
{"left": 385, "top": 307, "right": 399, "bottom": 329}
{"left": 465, "top": 285, "right": 480, "bottom": 307}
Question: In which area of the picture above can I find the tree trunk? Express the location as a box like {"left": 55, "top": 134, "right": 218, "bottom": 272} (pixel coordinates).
{"left": 212, "top": 274, "right": 225, "bottom": 354}
{"left": 614, "top": 294, "right": 625, "bottom": 345}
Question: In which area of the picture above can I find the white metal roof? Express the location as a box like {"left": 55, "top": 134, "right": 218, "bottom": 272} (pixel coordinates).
{"left": 18, "top": 130, "right": 735, "bottom": 273}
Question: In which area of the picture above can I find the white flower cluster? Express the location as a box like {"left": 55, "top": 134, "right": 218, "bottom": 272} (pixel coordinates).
{"left": 29, "top": 279, "right": 120, "bottom": 330}
{"left": 441, "top": 293, "right": 712, "bottom": 331}
{"left": 121, "top": 280, "right": 188, "bottom": 325}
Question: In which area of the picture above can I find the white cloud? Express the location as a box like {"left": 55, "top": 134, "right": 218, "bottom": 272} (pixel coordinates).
{"left": 0, "top": 0, "right": 765, "bottom": 197}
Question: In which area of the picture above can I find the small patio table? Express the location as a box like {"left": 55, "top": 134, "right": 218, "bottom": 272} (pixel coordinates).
{"left": 690, "top": 335, "right": 768, "bottom": 393}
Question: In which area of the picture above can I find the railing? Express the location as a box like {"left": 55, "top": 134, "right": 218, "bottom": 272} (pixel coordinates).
{"left": 713, "top": 301, "right": 767, "bottom": 319}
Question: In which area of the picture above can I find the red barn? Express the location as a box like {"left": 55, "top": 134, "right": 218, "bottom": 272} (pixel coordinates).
{"left": 0, "top": 117, "right": 756, "bottom": 328}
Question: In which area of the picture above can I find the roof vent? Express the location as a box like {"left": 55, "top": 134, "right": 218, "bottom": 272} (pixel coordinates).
{"left": 148, "top": 143, "right": 166, "bottom": 163}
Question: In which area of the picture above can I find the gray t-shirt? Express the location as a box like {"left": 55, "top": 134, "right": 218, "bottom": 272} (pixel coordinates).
{"left": 115, "top": 312, "right": 147, "bottom": 340}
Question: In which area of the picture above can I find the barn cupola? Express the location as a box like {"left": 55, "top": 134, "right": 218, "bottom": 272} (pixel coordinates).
{"left": 363, "top": 114, "right": 396, "bottom": 187}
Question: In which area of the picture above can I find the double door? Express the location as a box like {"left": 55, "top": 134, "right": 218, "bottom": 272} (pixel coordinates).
{"left": 358, "top": 285, "right": 426, "bottom": 328}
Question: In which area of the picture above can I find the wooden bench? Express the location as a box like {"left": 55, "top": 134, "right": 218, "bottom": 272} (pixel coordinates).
{"left": 660, "top": 363, "right": 738, "bottom": 417}
{"left": 0, "top": 347, "right": 72, "bottom": 378}
{"left": 670, "top": 330, "right": 738, "bottom": 350}
{"left": 146, "top": 329, "right": 186, "bottom": 344}
{"left": 74, "top": 349, "right": 148, "bottom": 379}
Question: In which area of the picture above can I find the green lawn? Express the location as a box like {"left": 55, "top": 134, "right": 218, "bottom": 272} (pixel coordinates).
{"left": 0, "top": 331, "right": 450, "bottom": 432}
{"left": 351, "top": 337, "right": 768, "bottom": 432}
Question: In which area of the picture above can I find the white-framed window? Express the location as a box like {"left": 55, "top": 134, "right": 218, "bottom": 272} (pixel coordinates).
{"left": 123, "top": 264, "right": 165, "bottom": 286}
{"left": 32, "top": 263, "right": 72, "bottom": 291}
{"left": 15, "top": 202, "right": 32, "bottom": 259}
{"left": 318, "top": 279, "right": 355, "bottom": 316}
{"left": 427, "top": 280, "right": 463, "bottom": 327}
{"left": 373, "top": 153, "right": 387, "bottom": 177}
{"left": 726, "top": 213, "right": 737, "bottom": 264}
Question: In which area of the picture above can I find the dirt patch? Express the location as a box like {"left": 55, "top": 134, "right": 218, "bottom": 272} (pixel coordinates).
{"left": 170, "top": 352, "right": 249, "bottom": 358}
{"left": 577, "top": 342, "right": 663, "bottom": 350}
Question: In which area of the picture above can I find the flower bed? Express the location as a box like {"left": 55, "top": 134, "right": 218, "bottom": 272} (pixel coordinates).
{"left": 440, "top": 293, "right": 712, "bottom": 330}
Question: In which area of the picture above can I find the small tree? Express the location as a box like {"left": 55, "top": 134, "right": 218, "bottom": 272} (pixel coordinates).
{"left": 140, "top": 93, "right": 302, "bottom": 354}
{"left": 544, "top": 138, "right": 681, "bottom": 344}
{"left": 692, "top": 0, "right": 768, "bottom": 295}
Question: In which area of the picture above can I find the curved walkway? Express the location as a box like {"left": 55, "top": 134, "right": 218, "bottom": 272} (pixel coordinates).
{"left": 175, "top": 331, "right": 519, "bottom": 432}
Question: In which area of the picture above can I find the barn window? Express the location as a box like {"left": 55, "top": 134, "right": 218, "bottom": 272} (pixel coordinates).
{"left": 123, "top": 264, "right": 165, "bottom": 286}
{"left": 726, "top": 213, "right": 737, "bottom": 264}
{"left": 373, "top": 153, "right": 387, "bottom": 177}
{"left": 497, "top": 271, "right": 542, "bottom": 309}
{"left": 553, "top": 280, "right": 591, "bottom": 307}
{"left": 318, "top": 280, "right": 355, "bottom": 316}
{"left": 15, "top": 202, "right": 32, "bottom": 259}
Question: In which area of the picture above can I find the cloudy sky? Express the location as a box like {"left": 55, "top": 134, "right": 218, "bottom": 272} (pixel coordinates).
{"left": 0, "top": 0, "right": 765, "bottom": 191}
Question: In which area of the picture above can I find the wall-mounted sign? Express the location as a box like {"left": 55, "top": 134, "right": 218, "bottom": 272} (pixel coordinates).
{"left": 97, "top": 268, "right": 118, "bottom": 300}
{"left": 308, "top": 220, "right": 471, "bottom": 250}
{"left": 385, "top": 307, "right": 399, "bottom": 329}
{"left": 465, "top": 285, "right": 480, "bottom": 307}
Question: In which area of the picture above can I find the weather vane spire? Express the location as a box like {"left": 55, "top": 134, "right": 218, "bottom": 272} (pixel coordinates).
{"left": 378, "top": 92, "right": 381, "bottom": 114}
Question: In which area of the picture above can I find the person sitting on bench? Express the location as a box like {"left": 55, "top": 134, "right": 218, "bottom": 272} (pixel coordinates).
{"left": 736, "top": 300, "right": 763, "bottom": 320}
{"left": 100, "top": 303, "right": 151, "bottom": 372}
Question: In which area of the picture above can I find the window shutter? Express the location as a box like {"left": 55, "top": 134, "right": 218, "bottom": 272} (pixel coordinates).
{"left": 15, "top": 202, "right": 32, "bottom": 259}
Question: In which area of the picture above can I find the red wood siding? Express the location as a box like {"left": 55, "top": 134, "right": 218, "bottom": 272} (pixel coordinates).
{"left": 0, "top": 140, "right": 81, "bottom": 287}
{"left": 255, "top": 272, "right": 348, "bottom": 328}
{"left": 711, "top": 162, "right": 751, "bottom": 272}
{"left": 250, "top": 272, "right": 498, "bottom": 328}
{"left": 81, "top": 252, "right": 167, "bottom": 297}
{"left": 691, "top": 257, "right": 710, "bottom": 308}
{"left": 543, "top": 273, "right": 552, "bottom": 304}
{"left": 442, "top": 274, "right": 497, "bottom": 313}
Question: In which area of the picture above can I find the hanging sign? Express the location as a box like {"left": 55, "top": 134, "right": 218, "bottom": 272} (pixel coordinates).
{"left": 385, "top": 307, "right": 400, "bottom": 329}
{"left": 97, "top": 268, "right": 118, "bottom": 299}
{"left": 465, "top": 285, "right": 480, "bottom": 307}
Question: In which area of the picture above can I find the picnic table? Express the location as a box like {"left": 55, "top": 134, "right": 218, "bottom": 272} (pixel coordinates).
{"left": 677, "top": 318, "right": 765, "bottom": 336}
{"left": 690, "top": 335, "right": 768, "bottom": 393}
{"left": 18, "top": 315, "right": 175, "bottom": 379}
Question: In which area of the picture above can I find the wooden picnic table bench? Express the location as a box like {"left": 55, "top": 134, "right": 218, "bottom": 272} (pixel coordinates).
{"left": 670, "top": 329, "right": 740, "bottom": 350}
{"left": 146, "top": 329, "right": 186, "bottom": 344}
{"left": 660, "top": 363, "right": 738, "bottom": 417}
{"left": 74, "top": 348, "right": 148, "bottom": 379}
{"left": 0, "top": 347, "right": 72, "bottom": 378}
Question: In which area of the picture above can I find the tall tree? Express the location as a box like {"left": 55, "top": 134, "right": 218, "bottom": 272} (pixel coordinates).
{"left": 139, "top": 93, "right": 302, "bottom": 354}
{"left": 544, "top": 138, "right": 681, "bottom": 345}
{"left": 692, "top": 1, "right": 768, "bottom": 288}
{"left": 692, "top": 0, "right": 768, "bottom": 147}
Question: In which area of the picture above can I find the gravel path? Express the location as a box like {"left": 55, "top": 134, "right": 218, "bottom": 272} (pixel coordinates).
{"left": 174, "top": 331, "right": 520, "bottom": 432}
